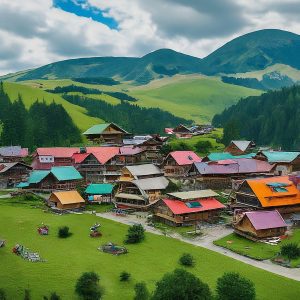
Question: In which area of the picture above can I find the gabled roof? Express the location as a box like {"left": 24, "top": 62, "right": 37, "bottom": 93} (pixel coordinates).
{"left": 163, "top": 198, "right": 225, "bottom": 215}
{"left": 243, "top": 210, "right": 287, "bottom": 230}
{"left": 91, "top": 147, "right": 120, "bottom": 164}
{"left": 126, "top": 164, "right": 163, "bottom": 178}
{"left": 230, "top": 140, "right": 253, "bottom": 152}
{"left": 245, "top": 176, "right": 300, "bottom": 207}
{"left": 204, "top": 152, "right": 256, "bottom": 162}
{"left": 167, "top": 190, "right": 219, "bottom": 200}
{"left": 133, "top": 176, "right": 169, "bottom": 191}
{"left": 50, "top": 190, "right": 85, "bottom": 205}
{"left": 51, "top": 166, "right": 82, "bottom": 181}
{"left": 167, "top": 151, "right": 202, "bottom": 166}
{"left": 83, "top": 123, "right": 128, "bottom": 135}
{"left": 85, "top": 183, "right": 113, "bottom": 195}
{"left": 28, "top": 170, "right": 50, "bottom": 184}
{"left": 0, "top": 162, "right": 31, "bottom": 173}
{"left": 259, "top": 151, "right": 300, "bottom": 163}
{"left": 0, "top": 146, "right": 28, "bottom": 157}
{"left": 72, "top": 153, "right": 90, "bottom": 164}
{"left": 36, "top": 147, "right": 80, "bottom": 158}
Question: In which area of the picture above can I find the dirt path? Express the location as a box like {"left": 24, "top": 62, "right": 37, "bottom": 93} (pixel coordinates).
{"left": 94, "top": 212, "right": 300, "bottom": 282}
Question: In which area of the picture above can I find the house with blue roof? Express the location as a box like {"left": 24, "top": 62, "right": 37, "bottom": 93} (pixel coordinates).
{"left": 85, "top": 183, "right": 114, "bottom": 203}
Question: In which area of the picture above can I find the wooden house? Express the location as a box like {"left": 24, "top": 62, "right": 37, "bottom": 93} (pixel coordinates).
{"left": 48, "top": 190, "right": 85, "bottom": 210}
{"left": 119, "top": 164, "right": 164, "bottom": 181}
{"left": 162, "top": 151, "right": 202, "bottom": 177}
{"left": 172, "top": 124, "right": 193, "bottom": 138}
{"left": 235, "top": 176, "right": 300, "bottom": 214}
{"left": 85, "top": 183, "right": 113, "bottom": 203}
{"left": 0, "top": 162, "right": 32, "bottom": 189}
{"left": 83, "top": 123, "right": 129, "bottom": 145}
{"left": 0, "top": 146, "right": 28, "bottom": 163}
{"left": 153, "top": 190, "right": 225, "bottom": 226}
{"left": 116, "top": 146, "right": 145, "bottom": 165}
{"left": 254, "top": 151, "right": 300, "bottom": 175}
{"left": 224, "top": 141, "right": 256, "bottom": 155}
{"left": 24, "top": 166, "right": 83, "bottom": 191}
{"left": 233, "top": 210, "right": 287, "bottom": 240}
{"left": 202, "top": 152, "right": 255, "bottom": 162}
{"left": 114, "top": 176, "right": 169, "bottom": 209}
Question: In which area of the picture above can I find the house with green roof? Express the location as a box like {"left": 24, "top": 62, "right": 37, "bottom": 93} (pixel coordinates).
{"left": 83, "top": 123, "right": 129, "bottom": 145}
{"left": 255, "top": 151, "right": 300, "bottom": 175}
{"left": 21, "top": 166, "right": 83, "bottom": 191}
{"left": 202, "top": 152, "right": 256, "bottom": 162}
{"left": 85, "top": 183, "right": 114, "bottom": 203}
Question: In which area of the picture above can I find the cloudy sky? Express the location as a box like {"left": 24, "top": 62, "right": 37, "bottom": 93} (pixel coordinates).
{"left": 1, "top": 0, "right": 300, "bottom": 74}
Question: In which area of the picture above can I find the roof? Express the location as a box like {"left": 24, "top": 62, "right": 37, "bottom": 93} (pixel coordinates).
{"left": 260, "top": 151, "right": 300, "bottom": 163}
{"left": 163, "top": 198, "right": 225, "bottom": 215}
{"left": 133, "top": 176, "right": 169, "bottom": 190}
{"left": 205, "top": 152, "right": 256, "bottom": 161}
{"left": 16, "top": 182, "right": 30, "bottom": 188}
{"left": 119, "top": 146, "right": 144, "bottom": 155}
{"left": 89, "top": 147, "right": 120, "bottom": 164}
{"left": 50, "top": 190, "right": 85, "bottom": 204}
{"left": 85, "top": 183, "right": 113, "bottom": 195}
{"left": 231, "top": 140, "right": 253, "bottom": 152}
{"left": 245, "top": 176, "right": 300, "bottom": 207}
{"left": 83, "top": 123, "right": 128, "bottom": 135}
{"left": 168, "top": 151, "right": 202, "bottom": 166}
{"left": 72, "top": 152, "right": 90, "bottom": 164}
{"left": 0, "top": 162, "right": 31, "bottom": 173}
{"left": 126, "top": 164, "right": 163, "bottom": 177}
{"left": 0, "top": 146, "right": 28, "bottom": 157}
{"left": 36, "top": 147, "right": 80, "bottom": 158}
{"left": 244, "top": 210, "right": 287, "bottom": 230}
{"left": 194, "top": 158, "right": 273, "bottom": 175}
{"left": 28, "top": 170, "right": 50, "bottom": 184}
{"left": 115, "top": 193, "right": 145, "bottom": 200}
{"left": 51, "top": 166, "right": 82, "bottom": 181}
{"left": 167, "top": 190, "right": 219, "bottom": 200}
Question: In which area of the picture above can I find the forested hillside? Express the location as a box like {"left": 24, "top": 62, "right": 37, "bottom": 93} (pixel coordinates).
{"left": 212, "top": 85, "right": 300, "bottom": 149}
{"left": 0, "top": 83, "right": 81, "bottom": 149}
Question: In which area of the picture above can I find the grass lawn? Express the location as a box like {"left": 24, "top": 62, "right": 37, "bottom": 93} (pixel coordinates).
{"left": 85, "top": 203, "right": 115, "bottom": 213}
{"left": 1, "top": 201, "right": 300, "bottom": 299}
{"left": 214, "top": 231, "right": 300, "bottom": 266}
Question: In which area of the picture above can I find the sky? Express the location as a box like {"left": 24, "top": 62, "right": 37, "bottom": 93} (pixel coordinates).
{"left": 1, "top": 0, "right": 300, "bottom": 75}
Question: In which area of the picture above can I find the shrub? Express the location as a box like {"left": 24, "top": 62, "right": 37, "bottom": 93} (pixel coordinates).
{"left": 134, "top": 282, "right": 149, "bottom": 300}
{"left": 24, "top": 289, "right": 31, "bottom": 300}
{"left": 179, "top": 253, "right": 195, "bottom": 267}
{"left": 43, "top": 292, "right": 61, "bottom": 300}
{"left": 58, "top": 226, "right": 71, "bottom": 238}
{"left": 75, "top": 272, "right": 103, "bottom": 300}
{"left": 119, "top": 271, "right": 131, "bottom": 282}
{"left": 0, "top": 289, "right": 6, "bottom": 300}
{"left": 195, "top": 140, "right": 212, "bottom": 154}
{"left": 281, "top": 243, "right": 300, "bottom": 260}
{"left": 125, "top": 224, "right": 145, "bottom": 244}
{"left": 216, "top": 272, "right": 255, "bottom": 300}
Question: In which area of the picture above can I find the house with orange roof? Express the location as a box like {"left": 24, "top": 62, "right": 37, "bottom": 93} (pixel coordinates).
{"left": 235, "top": 176, "right": 300, "bottom": 214}
{"left": 48, "top": 190, "right": 85, "bottom": 210}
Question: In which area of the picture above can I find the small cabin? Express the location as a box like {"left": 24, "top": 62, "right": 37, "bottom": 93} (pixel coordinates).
{"left": 0, "top": 146, "right": 28, "bottom": 163}
{"left": 85, "top": 183, "right": 113, "bottom": 203}
{"left": 234, "top": 210, "right": 287, "bottom": 240}
{"left": 224, "top": 140, "right": 256, "bottom": 155}
{"left": 48, "top": 190, "right": 85, "bottom": 210}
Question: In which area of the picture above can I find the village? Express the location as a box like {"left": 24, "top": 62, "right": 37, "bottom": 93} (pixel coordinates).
{"left": 1, "top": 121, "right": 300, "bottom": 275}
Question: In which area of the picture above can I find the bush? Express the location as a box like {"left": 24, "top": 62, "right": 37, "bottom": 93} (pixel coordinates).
{"left": 24, "top": 289, "right": 31, "bottom": 300}
{"left": 134, "top": 282, "right": 149, "bottom": 300}
{"left": 119, "top": 271, "right": 131, "bottom": 282}
{"left": 58, "top": 226, "right": 71, "bottom": 238}
{"left": 75, "top": 272, "right": 103, "bottom": 300}
{"left": 0, "top": 289, "right": 6, "bottom": 300}
{"left": 125, "top": 224, "right": 145, "bottom": 244}
{"left": 281, "top": 243, "right": 300, "bottom": 260}
{"left": 179, "top": 253, "right": 195, "bottom": 267}
{"left": 216, "top": 272, "right": 255, "bottom": 300}
{"left": 43, "top": 292, "right": 61, "bottom": 300}
{"left": 195, "top": 140, "right": 212, "bottom": 154}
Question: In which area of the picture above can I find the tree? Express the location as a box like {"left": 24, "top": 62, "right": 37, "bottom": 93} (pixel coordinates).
{"left": 221, "top": 119, "right": 240, "bottom": 146}
{"left": 119, "top": 271, "right": 131, "bottom": 282}
{"left": 216, "top": 272, "right": 255, "bottom": 300}
{"left": 179, "top": 253, "right": 195, "bottom": 267}
{"left": 195, "top": 140, "right": 212, "bottom": 154}
{"left": 152, "top": 269, "right": 212, "bottom": 300}
{"left": 58, "top": 226, "right": 71, "bottom": 238}
{"left": 125, "top": 224, "right": 145, "bottom": 244}
{"left": 281, "top": 243, "right": 300, "bottom": 260}
{"left": 75, "top": 272, "right": 103, "bottom": 300}
{"left": 134, "top": 282, "right": 149, "bottom": 300}
{"left": 0, "top": 289, "right": 6, "bottom": 300}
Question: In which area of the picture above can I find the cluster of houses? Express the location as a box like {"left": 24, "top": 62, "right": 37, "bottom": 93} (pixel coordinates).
{"left": 165, "top": 124, "right": 214, "bottom": 138}
{"left": 1, "top": 123, "right": 300, "bottom": 241}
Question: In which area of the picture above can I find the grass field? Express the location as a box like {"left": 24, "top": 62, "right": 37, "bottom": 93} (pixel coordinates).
{"left": 2, "top": 82, "right": 102, "bottom": 132}
{"left": 1, "top": 199, "right": 300, "bottom": 299}
{"left": 214, "top": 232, "right": 300, "bottom": 267}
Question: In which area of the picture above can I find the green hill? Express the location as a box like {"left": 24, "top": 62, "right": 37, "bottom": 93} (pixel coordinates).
{"left": 2, "top": 82, "right": 102, "bottom": 131}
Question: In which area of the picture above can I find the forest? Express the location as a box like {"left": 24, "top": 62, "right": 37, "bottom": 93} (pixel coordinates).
{"left": 212, "top": 85, "right": 300, "bottom": 149}
{"left": 0, "top": 82, "right": 81, "bottom": 149}
{"left": 63, "top": 94, "right": 190, "bottom": 134}
{"left": 72, "top": 77, "right": 120, "bottom": 85}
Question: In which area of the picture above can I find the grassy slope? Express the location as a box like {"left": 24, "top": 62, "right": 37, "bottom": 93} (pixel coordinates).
{"left": 0, "top": 203, "right": 300, "bottom": 299}
{"left": 128, "top": 75, "right": 262, "bottom": 123}
{"left": 3, "top": 82, "right": 102, "bottom": 132}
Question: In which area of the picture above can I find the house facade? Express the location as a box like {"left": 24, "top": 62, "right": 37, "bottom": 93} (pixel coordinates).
{"left": 48, "top": 190, "right": 85, "bottom": 210}
{"left": 0, "top": 146, "right": 28, "bottom": 163}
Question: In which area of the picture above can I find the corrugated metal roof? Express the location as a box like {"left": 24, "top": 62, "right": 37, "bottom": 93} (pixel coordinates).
{"left": 119, "top": 146, "right": 144, "bottom": 155}
{"left": 133, "top": 176, "right": 169, "bottom": 190}
{"left": 28, "top": 170, "right": 50, "bottom": 184}
{"left": 168, "top": 151, "right": 202, "bottom": 166}
{"left": 36, "top": 147, "right": 80, "bottom": 158}
{"left": 206, "top": 152, "right": 256, "bottom": 161}
{"left": 231, "top": 140, "right": 252, "bottom": 152}
{"left": 126, "top": 164, "right": 163, "bottom": 177}
{"left": 261, "top": 151, "right": 300, "bottom": 163}
{"left": 83, "top": 123, "right": 128, "bottom": 135}
{"left": 115, "top": 193, "right": 145, "bottom": 200}
{"left": 0, "top": 146, "right": 28, "bottom": 157}
{"left": 0, "top": 162, "right": 31, "bottom": 173}
{"left": 51, "top": 166, "right": 82, "bottom": 181}
{"left": 167, "top": 190, "right": 219, "bottom": 200}
{"left": 163, "top": 198, "right": 225, "bottom": 215}
{"left": 50, "top": 190, "right": 85, "bottom": 204}
{"left": 244, "top": 210, "right": 287, "bottom": 230}
{"left": 85, "top": 183, "right": 113, "bottom": 194}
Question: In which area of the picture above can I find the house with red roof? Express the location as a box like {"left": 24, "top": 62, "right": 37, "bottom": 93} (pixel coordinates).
{"left": 162, "top": 151, "right": 202, "bottom": 177}
{"left": 153, "top": 189, "right": 225, "bottom": 226}
{"left": 233, "top": 210, "right": 287, "bottom": 240}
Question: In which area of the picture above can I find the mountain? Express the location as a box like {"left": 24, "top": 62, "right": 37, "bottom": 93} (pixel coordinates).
{"left": 201, "top": 29, "right": 300, "bottom": 74}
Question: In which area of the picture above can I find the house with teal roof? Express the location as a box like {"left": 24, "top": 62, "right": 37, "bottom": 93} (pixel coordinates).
{"left": 83, "top": 123, "right": 129, "bottom": 145}
{"left": 19, "top": 166, "right": 83, "bottom": 191}
{"left": 85, "top": 183, "right": 114, "bottom": 203}
{"left": 202, "top": 152, "right": 256, "bottom": 162}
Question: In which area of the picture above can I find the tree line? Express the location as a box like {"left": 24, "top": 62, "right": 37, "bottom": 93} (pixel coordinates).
{"left": 63, "top": 94, "right": 191, "bottom": 134}
{"left": 0, "top": 82, "right": 81, "bottom": 150}
{"left": 212, "top": 85, "right": 300, "bottom": 149}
